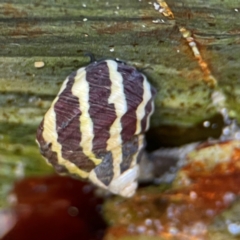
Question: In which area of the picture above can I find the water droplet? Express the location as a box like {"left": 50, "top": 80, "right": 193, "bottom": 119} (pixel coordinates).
{"left": 189, "top": 41, "right": 196, "bottom": 47}
{"left": 109, "top": 46, "right": 115, "bottom": 52}
{"left": 228, "top": 222, "right": 240, "bottom": 236}
{"left": 189, "top": 191, "right": 197, "bottom": 199}
{"left": 145, "top": 218, "right": 152, "bottom": 226}
{"left": 169, "top": 227, "right": 178, "bottom": 235}
{"left": 153, "top": 2, "right": 160, "bottom": 10}
{"left": 137, "top": 225, "right": 146, "bottom": 234}
{"left": 68, "top": 206, "right": 79, "bottom": 217}
{"left": 28, "top": 96, "right": 39, "bottom": 103}
{"left": 235, "top": 131, "right": 240, "bottom": 139}
{"left": 203, "top": 121, "right": 210, "bottom": 127}
{"left": 223, "top": 127, "right": 231, "bottom": 135}
{"left": 206, "top": 209, "right": 215, "bottom": 216}
{"left": 223, "top": 192, "right": 236, "bottom": 205}
{"left": 152, "top": 19, "right": 161, "bottom": 23}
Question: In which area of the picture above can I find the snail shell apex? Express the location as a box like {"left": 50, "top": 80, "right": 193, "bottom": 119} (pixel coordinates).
{"left": 36, "top": 59, "right": 156, "bottom": 197}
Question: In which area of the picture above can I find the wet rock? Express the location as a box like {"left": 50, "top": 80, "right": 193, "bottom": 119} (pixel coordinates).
{"left": 103, "top": 140, "right": 240, "bottom": 240}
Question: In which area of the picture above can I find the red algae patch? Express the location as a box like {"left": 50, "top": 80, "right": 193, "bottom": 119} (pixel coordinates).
{"left": 104, "top": 140, "right": 240, "bottom": 240}
{"left": 2, "top": 175, "right": 106, "bottom": 240}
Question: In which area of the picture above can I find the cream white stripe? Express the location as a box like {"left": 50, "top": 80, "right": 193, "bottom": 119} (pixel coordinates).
{"left": 42, "top": 75, "right": 89, "bottom": 178}
{"left": 106, "top": 60, "right": 128, "bottom": 179}
{"left": 145, "top": 100, "right": 155, "bottom": 131}
{"left": 130, "top": 134, "right": 145, "bottom": 168}
{"left": 71, "top": 68, "right": 102, "bottom": 165}
{"left": 135, "top": 75, "right": 152, "bottom": 135}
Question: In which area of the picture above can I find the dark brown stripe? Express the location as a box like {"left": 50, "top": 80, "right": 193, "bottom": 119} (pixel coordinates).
{"left": 86, "top": 61, "right": 117, "bottom": 156}
{"left": 94, "top": 151, "right": 114, "bottom": 186}
{"left": 120, "top": 135, "right": 139, "bottom": 174}
{"left": 151, "top": 86, "right": 157, "bottom": 96}
{"left": 117, "top": 63, "right": 144, "bottom": 143}
{"left": 54, "top": 72, "right": 95, "bottom": 172}
{"left": 36, "top": 120, "right": 69, "bottom": 174}
{"left": 36, "top": 120, "right": 45, "bottom": 146}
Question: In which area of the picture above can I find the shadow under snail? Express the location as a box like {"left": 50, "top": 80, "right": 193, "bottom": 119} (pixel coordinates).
{"left": 36, "top": 59, "right": 156, "bottom": 197}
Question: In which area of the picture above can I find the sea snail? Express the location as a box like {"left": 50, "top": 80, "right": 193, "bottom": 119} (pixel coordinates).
{"left": 36, "top": 59, "right": 156, "bottom": 197}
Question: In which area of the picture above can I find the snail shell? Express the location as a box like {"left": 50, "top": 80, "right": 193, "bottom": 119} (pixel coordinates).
{"left": 36, "top": 59, "right": 156, "bottom": 197}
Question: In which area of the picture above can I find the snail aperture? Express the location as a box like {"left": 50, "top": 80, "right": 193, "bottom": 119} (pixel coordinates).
{"left": 36, "top": 59, "right": 156, "bottom": 197}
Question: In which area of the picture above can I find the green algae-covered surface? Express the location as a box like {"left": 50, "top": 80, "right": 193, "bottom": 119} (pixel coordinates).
{"left": 0, "top": 0, "right": 240, "bottom": 239}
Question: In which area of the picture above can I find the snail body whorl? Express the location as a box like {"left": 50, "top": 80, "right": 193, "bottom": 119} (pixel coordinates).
{"left": 36, "top": 59, "right": 156, "bottom": 197}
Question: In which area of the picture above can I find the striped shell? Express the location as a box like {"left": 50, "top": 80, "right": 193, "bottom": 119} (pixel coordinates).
{"left": 36, "top": 59, "right": 156, "bottom": 197}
